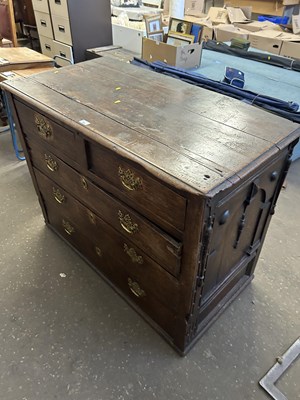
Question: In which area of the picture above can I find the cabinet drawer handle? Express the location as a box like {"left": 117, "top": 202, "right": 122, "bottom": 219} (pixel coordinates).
{"left": 124, "top": 243, "right": 143, "bottom": 264}
{"left": 55, "top": 0, "right": 61, "bottom": 4}
{"left": 118, "top": 211, "right": 138, "bottom": 234}
{"left": 118, "top": 166, "right": 143, "bottom": 191}
{"left": 53, "top": 187, "right": 65, "bottom": 204}
{"left": 34, "top": 113, "right": 53, "bottom": 139}
{"left": 95, "top": 246, "right": 102, "bottom": 257}
{"left": 59, "top": 51, "right": 66, "bottom": 58}
{"left": 58, "top": 25, "right": 65, "bottom": 33}
{"left": 62, "top": 219, "right": 74, "bottom": 235}
{"left": 87, "top": 210, "right": 96, "bottom": 224}
{"left": 81, "top": 176, "right": 88, "bottom": 190}
{"left": 40, "top": 20, "right": 47, "bottom": 27}
{"left": 128, "top": 278, "right": 146, "bottom": 298}
{"left": 45, "top": 44, "right": 51, "bottom": 51}
{"left": 44, "top": 154, "right": 58, "bottom": 172}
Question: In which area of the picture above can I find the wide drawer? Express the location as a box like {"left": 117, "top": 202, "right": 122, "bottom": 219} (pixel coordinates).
{"left": 39, "top": 35, "right": 56, "bottom": 59}
{"left": 49, "top": 0, "right": 69, "bottom": 19}
{"left": 29, "top": 140, "right": 182, "bottom": 277}
{"left": 15, "top": 100, "right": 81, "bottom": 164}
{"left": 86, "top": 140, "right": 187, "bottom": 232}
{"left": 53, "top": 40, "right": 73, "bottom": 66}
{"left": 32, "top": 0, "right": 50, "bottom": 13}
{"left": 35, "top": 10, "right": 53, "bottom": 39}
{"left": 36, "top": 168, "right": 180, "bottom": 312}
{"left": 52, "top": 15, "right": 72, "bottom": 46}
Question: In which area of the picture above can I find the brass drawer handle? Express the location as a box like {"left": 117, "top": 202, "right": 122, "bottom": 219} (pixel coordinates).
{"left": 118, "top": 166, "right": 143, "bottom": 191}
{"left": 62, "top": 219, "right": 74, "bottom": 235}
{"left": 118, "top": 211, "right": 138, "bottom": 234}
{"left": 87, "top": 210, "right": 96, "bottom": 224}
{"left": 124, "top": 243, "right": 143, "bottom": 265}
{"left": 34, "top": 113, "right": 53, "bottom": 139}
{"left": 81, "top": 176, "right": 88, "bottom": 190}
{"left": 95, "top": 246, "right": 102, "bottom": 257}
{"left": 45, "top": 154, "right": 58, "bottom": 172}
{"left": 128, "top": 278, "right": 146, "bottom": 298}
{"left": 53, "top": 187, "right": 65, "bottom": 204}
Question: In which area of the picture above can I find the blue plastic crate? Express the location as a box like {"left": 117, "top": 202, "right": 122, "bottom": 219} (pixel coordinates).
{"left": 258, "top": 15, "right": 289, "bottom": 24}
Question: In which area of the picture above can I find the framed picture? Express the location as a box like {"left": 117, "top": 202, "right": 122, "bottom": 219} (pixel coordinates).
{"left": 169, "top": 18, "right": 192, "bottom": 35}
{"left": 145, "top": 15, "right": 163, "bottom": 36}
{"left": 148, "top": 31, "right": 164, "bottom": 42}
{"left": 167, "top": 32, "right": 195, "bottom": 46}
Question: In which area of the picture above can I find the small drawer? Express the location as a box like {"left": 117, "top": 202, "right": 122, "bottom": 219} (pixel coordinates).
{"left": 49, "top": 0, "right": 69, "bottom": 18}
{"left": 14, "top": 100, "right": 81, "bottom": 164}
{"left": 28, "top": 141, "right": 182, "bottom": 277}
{"left": 39, "top": 35, "right": 56, "bottom": 59}
{"left": 32, "top": 0, "right": 50, "bottom": 13}
{"left": 52, "top": 15, "right": 72, "bottom": 46}
{"left": 87, "top": 141, "right": 187, "bottom": 232}
{"left": 53, "top": 40, "right": 73, "bottom": 66}
{"left": 36, "top": 169, "right": 180, "bottom": 312}
{"left": 35, "top": 11, "right": 53, "bottom": 39}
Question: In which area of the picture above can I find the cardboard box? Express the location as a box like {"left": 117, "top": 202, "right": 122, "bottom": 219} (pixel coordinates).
{"left": 248, "top": 30, "right": 283, "bottom": 54}
{"left": 112, "top": 24, "right": 146, "bottom": 55}
{"left": 142, "top": 37, "right": 202, "bottom": 68}
{"left": 292, "top": 14, "right": 300, "bottom": 34}
{"left": 207, "top": 7, "right": 229, "bottom": 25}
{"left": 283, "top": 0, "right": 300, "bottom": 5}
{"left": 234, "top": 20, "right": 282, "bottom": 32}
{"left": 225, "top": 0, "right": 284, "bottom": 17}
{"left": 184, "top": 16, "right": 214, "bottom": 40}
{"left": 280, "top": 40, "right": 300, "bottom": 59}
{"left": 226, "top": 7, "right": 249, "bottom": 23}
{"left": 185, "top": 0, "right": 205, "bottom": 16}
{"left": 215, "top": 24, "right": 250, "bottom": 42}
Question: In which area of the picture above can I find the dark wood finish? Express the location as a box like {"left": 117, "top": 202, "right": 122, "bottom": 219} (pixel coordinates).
{"left": 2, "top": 58, "right": 299, "bottom": 355}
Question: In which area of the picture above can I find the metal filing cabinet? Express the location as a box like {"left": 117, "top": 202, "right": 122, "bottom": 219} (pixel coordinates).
{"left": 32, "top": 0, "right": 112, "bottom": 66}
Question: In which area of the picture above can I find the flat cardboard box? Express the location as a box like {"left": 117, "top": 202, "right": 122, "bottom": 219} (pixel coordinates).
{"left": 280, "top": 41, "right": 300, "bottom": 59}
{"left": 185, "top": 0, "right": 205, "bottom": 16}
{"left": 215, "top": 24, "right": 249, "bottom": 42}
{"left": 207, "top": 7, "right": 229, "bottom": 25}
{"left": 248, "top": 30, "right": 283, "bottom": 54}
{"left": 184, "top": 16, "right": 214, "bottom": 40}
{"left": 142, "top": 37, "right": 202, "bottom": 68}
{"left": 225, "top": 0, "right": 284, "bottom": 17}
{"left": 226, "top": 7, "right": 249, "bottom": 23}
{"left": 234, "top": 20, "right": 282, "bottom": 32}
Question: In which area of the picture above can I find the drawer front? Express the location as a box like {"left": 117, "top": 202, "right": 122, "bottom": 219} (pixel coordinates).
{"left": 87, "top": 141, "right": 187, "bottom": 232}
{"left": 49, "top": 0, "right": 69, "bottom": 18}
{"left": 35, "top": 168, "right": 180, "bottom": 312}
{"left": 15, "top": 100, "right": 81, "bottom": 164}
{"left": 35, "top": 11, "right": 53, "bottom": 39}
{"left": 53, "top": 40, "right": 73, "bottom": 66}
{"left": 39, "top": 35, "right": 56, "bottom": 59}
{"left": 32, "top": 0, "right": 50, "bottom": 13}
{"left": 52, "top": 15, "right": 72, "bottom": 46}
{"left": 28, "top": 140, "right": 182, "bottom": 277}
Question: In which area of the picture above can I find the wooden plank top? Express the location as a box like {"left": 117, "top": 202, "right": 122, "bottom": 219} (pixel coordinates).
{"left": 2, "top": 57, "right": 300, "bottom": 194}
{"left": 0, "top": 47, "right": 54, "bottom": 72}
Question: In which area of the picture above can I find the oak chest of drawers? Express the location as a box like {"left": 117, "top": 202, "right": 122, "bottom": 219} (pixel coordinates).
{"left": 2, "top": 58, "right": 299, "bottom": 354}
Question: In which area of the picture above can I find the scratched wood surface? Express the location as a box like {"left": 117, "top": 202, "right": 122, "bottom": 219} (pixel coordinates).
{"left": 2, "top": 57, "right": 300, "bottom": 193}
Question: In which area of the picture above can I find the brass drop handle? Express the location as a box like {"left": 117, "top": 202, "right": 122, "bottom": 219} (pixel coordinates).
{"left": 95, "top": 246, "right": 102, "bottom": 257}
{"left": 34, "top": 113, "right": 53, "bottom": 139}
{"left": 128, "top": 278, "right": 146, "bottom": 298}
{"left": 118, "top": 211, "right": 138, "bottom": 234}
{"left": 53, "top": 187, "right": 65, "bottom": 204}
{"left": 45, "top": 154, "right": 58, "bottom": 172}
{"left": 62, "top": 219, "right": 74, "bottom": 235}
{"left": 118, "top": 166, "right": 143, "bottom": 191}
{"left": 124, "top": 243, "right": 143, "bottom": 264}
{"left": 81, "top": 176, "right": 88, "bottom": 190}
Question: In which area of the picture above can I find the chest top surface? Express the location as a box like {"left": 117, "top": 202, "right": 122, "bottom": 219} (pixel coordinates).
{"left": 3, "top": 57, "right": 300, "bottom": 194}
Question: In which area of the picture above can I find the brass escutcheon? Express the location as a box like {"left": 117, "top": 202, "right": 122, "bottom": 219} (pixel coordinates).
{"left": 124, "top": 243, "right": 143, "bottom": 264}
{"left": 45, "top": 154, "right": 58, "bottom": 172}
{"left": 34, "top": 113, "right": 53, "bottom": 139}
{"left": 118, "top": 210, "right": 138, "bottom": 234}
{"left": 53, "top": 187, "right": 65, "bottom": 204}
{"left": 62, "top": 219, "right": 74, "bottom": 235}
{"left": 128, "top": 278, "right": 146, "bottom": 298}
{"left": 95, "top": 246, "right": 102, "bottom": 257}
{"left": 118, "top": 166, "right": 143, "bottom": 191}
{"left": 81, "top": 176, "right": 88, "bottom": 190}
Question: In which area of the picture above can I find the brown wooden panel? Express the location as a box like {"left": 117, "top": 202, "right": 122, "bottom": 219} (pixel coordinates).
{"left": 36, "top": 169, "right": 180, "bottom": 313}
{"left": 87, "top": 140, "right": 187, "bottom": 232}
{"left": 28, "top": 139, "right": 182, "bottom": 276}
{"left": 15, "top": 99, "right": 82, "bottom": 164}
